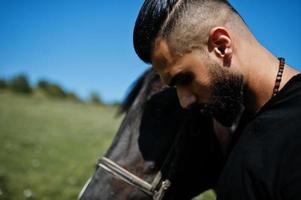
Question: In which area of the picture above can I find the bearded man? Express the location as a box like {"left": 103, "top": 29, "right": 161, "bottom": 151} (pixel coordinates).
{"left": 133, "top": 0, "right": 301, "bottom": 199}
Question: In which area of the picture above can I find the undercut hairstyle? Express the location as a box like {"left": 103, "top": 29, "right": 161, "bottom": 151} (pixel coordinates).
{"left": 133, "top": 0, "right": 246, "bottom": 64}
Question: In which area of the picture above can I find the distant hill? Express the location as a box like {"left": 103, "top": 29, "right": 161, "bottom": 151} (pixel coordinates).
{"left": 0, "top": 74, "right": 121, "bottom": 106}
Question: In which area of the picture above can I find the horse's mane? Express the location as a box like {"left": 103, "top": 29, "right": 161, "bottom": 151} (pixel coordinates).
{"left": 119, "top": 68, "right": 152, "bottom": 114}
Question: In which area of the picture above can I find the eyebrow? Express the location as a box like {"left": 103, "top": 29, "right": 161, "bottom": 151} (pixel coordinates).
{"left": 168, "top": 71, "right": 194, "bottom": 87}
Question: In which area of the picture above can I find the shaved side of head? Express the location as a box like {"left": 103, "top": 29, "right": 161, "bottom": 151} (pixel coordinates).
{"left": 134, "top": 0, "right": 250, "bottom": 63}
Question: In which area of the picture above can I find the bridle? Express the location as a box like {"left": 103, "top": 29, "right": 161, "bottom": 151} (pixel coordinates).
{"left": 97, "top": 157, "right": 171, "bottom": 200}
{"left": 96, "top": 129, "right": 182, "bottom": 200}
{"left": 93, "top": 75, "right": 186, "bottom": 200}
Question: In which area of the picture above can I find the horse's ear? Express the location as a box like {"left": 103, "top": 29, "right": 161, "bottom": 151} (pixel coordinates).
{"left": 118, "top": 68, "right": 152, "bottom": 115}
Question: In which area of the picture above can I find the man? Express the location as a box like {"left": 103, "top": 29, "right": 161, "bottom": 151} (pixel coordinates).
{"left": 133, "top": 0, "right": 301, "bottom": 199}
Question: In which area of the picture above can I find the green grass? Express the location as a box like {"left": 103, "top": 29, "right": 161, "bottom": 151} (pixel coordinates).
{"left": 193, "top": 190, "right": 216, "bottom": 200}
{"left": 0, "top": 92, "right": 122, "bottom": 200}
{"left": 0, "top": 92, "right": 216, "bottom": 200}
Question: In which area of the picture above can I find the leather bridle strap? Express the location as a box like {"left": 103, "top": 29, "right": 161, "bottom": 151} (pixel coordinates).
{"left": 97, "top": 157, "right": 171, "bottom": 200}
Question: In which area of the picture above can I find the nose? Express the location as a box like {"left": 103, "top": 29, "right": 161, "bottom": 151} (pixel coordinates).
{"left": 176, "top": 86, "right": 197, "bottom": 109}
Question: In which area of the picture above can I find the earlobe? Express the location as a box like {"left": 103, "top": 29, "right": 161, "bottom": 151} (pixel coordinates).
{"left": 224, "top": 48, "right": 233, "bottom": 59}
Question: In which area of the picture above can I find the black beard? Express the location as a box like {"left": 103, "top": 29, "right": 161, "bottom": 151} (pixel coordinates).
{"left": 210, "top": 73, "right": 244, "bottom": 127}
{"left": 186, "top": 72, "right": 244, "bottom": 127}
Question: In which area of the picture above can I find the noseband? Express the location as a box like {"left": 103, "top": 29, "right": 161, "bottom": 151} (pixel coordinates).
{"left": 97, "top": 157, "right": 171, "bottom": 200}
{"left": 96, "top": 129, "right": 182, "bottom": 200}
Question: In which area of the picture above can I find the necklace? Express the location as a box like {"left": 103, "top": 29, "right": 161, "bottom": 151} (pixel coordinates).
{"left": 272, "top": 57, "right": 285, "bottom": 97}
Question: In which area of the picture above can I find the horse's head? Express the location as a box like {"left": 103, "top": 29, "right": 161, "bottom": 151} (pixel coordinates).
{"left": 78, "top": 69, "right": 223, "bottom": 200}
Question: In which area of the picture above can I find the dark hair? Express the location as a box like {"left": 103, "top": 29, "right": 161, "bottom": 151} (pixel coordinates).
{"left": 133, "top": 0, "right": 178, "bottom": 63}
{"left": 133, "top": 0, "right": 241, "bottom": 64}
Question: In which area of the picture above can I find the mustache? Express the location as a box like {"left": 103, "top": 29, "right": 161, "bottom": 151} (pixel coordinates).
{"left": 184, "top": 100, "right": 243, "bottom": 127}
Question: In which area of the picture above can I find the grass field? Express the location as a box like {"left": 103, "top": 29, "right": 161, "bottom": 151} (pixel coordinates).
{"left": 0, "top": 92, "right": 122, "bottom": 200}
{"left": 0, "top": 92, "right": 215, "bottom": 200}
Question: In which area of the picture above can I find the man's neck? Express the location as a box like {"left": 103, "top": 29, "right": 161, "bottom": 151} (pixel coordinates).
{"left": 241, "top": 44, "right": 299, "bottom": 114}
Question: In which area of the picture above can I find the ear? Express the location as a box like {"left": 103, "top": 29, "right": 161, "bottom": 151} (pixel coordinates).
{"left": 209, "top": 27, "right": 233, "bottom": 62}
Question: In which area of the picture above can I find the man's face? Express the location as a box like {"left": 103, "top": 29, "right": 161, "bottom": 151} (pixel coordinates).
{"left": 151, "top": 39, "right": 244, "bottom": 126}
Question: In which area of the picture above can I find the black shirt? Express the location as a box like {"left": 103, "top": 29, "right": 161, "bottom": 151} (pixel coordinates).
{"left": 217, "top": 74, "right": 301, "bottom": 200}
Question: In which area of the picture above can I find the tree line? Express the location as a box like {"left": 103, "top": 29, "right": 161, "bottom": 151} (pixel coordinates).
{"left": 0, "top": 74, "right": 106, "bottom": 105}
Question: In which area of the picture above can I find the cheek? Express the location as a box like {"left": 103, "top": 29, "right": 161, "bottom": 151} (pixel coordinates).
{"left": 191, "top": 79, "right": 213, "bottom": 103}
{"left": 191, "top": 69, "right": 214, "bottom": 103}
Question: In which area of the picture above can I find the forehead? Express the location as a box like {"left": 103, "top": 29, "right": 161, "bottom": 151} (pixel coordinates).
{"left": 151, "top": 38, "right": 182, "bottom": 85}
{"left": 151, "top": 38, "right": 175, "bottom": 72}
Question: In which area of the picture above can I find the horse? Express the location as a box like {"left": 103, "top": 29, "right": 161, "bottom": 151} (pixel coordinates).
{"left": 78, "top": 69, "right": 224, "bottom": 200}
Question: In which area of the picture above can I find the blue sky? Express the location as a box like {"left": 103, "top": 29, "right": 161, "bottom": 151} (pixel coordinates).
{"left": 0, "top": 0, "right": 300, "bottom": 103}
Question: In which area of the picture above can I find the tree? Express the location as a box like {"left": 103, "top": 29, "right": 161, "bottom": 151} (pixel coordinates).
{"left": 8, "top": 74, "right": 32, "bottom": 94}
{"left": 37, "top": 79, "right": 67, "bottom": 98}
{"left": 90, "top": 92, "right": 103, "bottom": 105}
{"left": 66, "top": 92, "right": 80, "bottom": 102}
{"left": 0, "top": 79, "right": 7, "bottom": 89}
{"left": 46, "top": 84, "right": 66, "bottom": 98}
{"left": 37, "top": 80, "right": 49, "bottom": 90}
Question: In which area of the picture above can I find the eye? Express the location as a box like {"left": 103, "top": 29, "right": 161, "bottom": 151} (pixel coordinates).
{"left": 169, "top": 71, "right": 194, "bottom": 87}
{"left": 177, "top": 73, "right": 193, "bottom": 86}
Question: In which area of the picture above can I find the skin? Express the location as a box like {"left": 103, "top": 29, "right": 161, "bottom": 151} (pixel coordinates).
{"left": 152, "top": 40, "right": 213, "bottom": 107}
